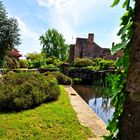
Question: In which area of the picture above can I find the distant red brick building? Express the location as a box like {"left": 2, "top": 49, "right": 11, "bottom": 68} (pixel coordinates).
{"left": 69, "top": 33, "right": 117, "bottom": 62}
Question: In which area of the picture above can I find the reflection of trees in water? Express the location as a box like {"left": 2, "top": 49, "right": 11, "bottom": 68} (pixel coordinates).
{"left": 102, "top": 98, "right": 112, "bottom": 115}
{"left": 93, "top": 97, "right": 111, "bottom": 114}
{"left": 94, "top": 86, "right": 112, "bottom": 114}
{"left": 73, "top": 85, "right": 114, "bottom": 123}
{"left": 91, "top": 97, "right": 114, "bottom": 124}
{"left": 93, "top": 85, "right": 113, "bottom": 98}
{"left": 73, "top": 85, "right": 96, "bottom": 103}
{"left": 92, "top": 86, "right": 114, "bottom": 124}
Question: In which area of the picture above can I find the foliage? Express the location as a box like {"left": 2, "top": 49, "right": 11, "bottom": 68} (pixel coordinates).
{"left": 72, "top": 58, "right": 93, "bottom": 68}
{"left": 19, "top": 59, "right": 29, "bottom": 68}
{"left": 86, "top": 65, "right": 100, "bottom": 71}
{"left": 26, "top": 52, "right": 46, "bottom": 68}
{"left": 45, "top": 71, "right": 72, "bottom": 85}
{"left": 9, "top": 48, "right": 22, "bottom": 59}
{"left": 40, "top": 63, "right": 55, "bottom": 69}
{"left": 99, "top": 59, "right": 114, "bottom": 70}
{"left": 45, "top": 56, "right": 63, "bottom": 66}
{"left": 2, "top": 55, "right": 20, "bottom": 69}
{"left": 111, "top": 0, "right": 134, "bottom": 72}
{"left": 40, "top": 28, "right": 69, "bottom": 61}
{"left": 26, "top": 52, "right": 44, "bottom": 61}
{"left": 72, "top": 57, "right": 115, "bottom": 71}
{"left": 104, "top": 73, "right": 126, "bottom": 139}
{"left": 25, "top": 53, "right": 62, "bottom": 69}
{"left": 0, "top": 86, "right": 94, "bottom": 139}
{"left": 93, "top": 58, "right": 114, "bottom": 69}
{"left": 2, "top": 48, "right": 22, "bottom": 69}
{"left": 104, "top": 0, "right": 134, "bottom": 139}
{"left": 0, "top": 72, "right": 60, "bottom": 111}
{"left": 0, "top": 1, "right": 21, "bottom": 66}
{"left": 72, "top": 78, "right": 82, "bottom": 85}
{"left": 88, "top": 58, "right": 115, "bottom": 71}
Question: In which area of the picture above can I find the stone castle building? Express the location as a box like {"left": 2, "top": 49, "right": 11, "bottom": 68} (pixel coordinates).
{"left": 69, "top": 33, "right": 116, "bottom": 62}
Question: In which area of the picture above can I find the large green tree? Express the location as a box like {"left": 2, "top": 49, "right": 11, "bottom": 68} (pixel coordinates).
{"left": 40, "top": 28, "right": 68, "bottom": 61}
{"left": 0, "top": 1, "right": 21, "bottom": 67}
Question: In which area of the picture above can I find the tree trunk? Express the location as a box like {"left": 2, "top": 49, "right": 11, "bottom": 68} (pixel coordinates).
{"left": 120, "top": 0, "right": 140, "bottom": 139}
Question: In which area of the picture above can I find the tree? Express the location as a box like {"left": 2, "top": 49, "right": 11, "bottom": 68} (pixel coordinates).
{"left": 25, "top": 52, "right": 46, "bottom": 68}
{"left": 120, "top": 0, "right": 140, "bottom": 139}
{"left": 0, "top": 0, "right": 21, "bottom": 67}
{"left": 9, "top": 48, "right": 22, "bottom": 59}
{"left": 40, "top": 28, "right": 68, "bottom": 61}
{"left": 3, "top": 48, "right": 22, "bottom": 69}
{"left": 105, "top": 0, "right": 140, "bottom": 140}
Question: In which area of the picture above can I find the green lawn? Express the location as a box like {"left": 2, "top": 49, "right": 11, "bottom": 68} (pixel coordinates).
{"left": 0, "top": 85, "right": 94, "bottom": 140}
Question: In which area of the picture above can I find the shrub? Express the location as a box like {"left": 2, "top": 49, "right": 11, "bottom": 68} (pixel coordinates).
{"left": 26, "top": 52, "right": 47, "bottom": 69}
{"left": 47, "top": 64, "right": 57, "bottom": 68}
{"left": 73, "top": 58, "right": 93, "bottom": 68}
{"left": 0, "top": 72, "right": 60, "bottom": 111}
{"left": 19, "top": 59, "right": 29, "bottom": 68}
{"left": 98, "top": 59, "right": 114, "bottom": 70}
{"left": 85, "top": 58, "right": 115, "bottom": 71}
{"left": 3, "top": 56, "right": 20, "bottom": 69}
{"left": 46, "top": 57, "right": 63, "bottom": 66}
{"left": 45, "top": 72, "right": 72, "bottom": 85}
{"left": 28, "top": 60, "right": 41, "bottom": 68}
{"left": 72, "top": 78, "right": 82, "bottom": 85}
{"left": 86, "top": 65, "right": 100, "bottom": 71}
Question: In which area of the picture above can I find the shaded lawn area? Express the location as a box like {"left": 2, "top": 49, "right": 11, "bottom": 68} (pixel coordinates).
{"left": 0, "top": 85, "right": 94, "bottom": 140}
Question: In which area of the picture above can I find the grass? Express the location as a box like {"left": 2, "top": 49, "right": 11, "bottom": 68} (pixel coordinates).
{"left": 0, "top": 85, "right": 94, "bottom": 140}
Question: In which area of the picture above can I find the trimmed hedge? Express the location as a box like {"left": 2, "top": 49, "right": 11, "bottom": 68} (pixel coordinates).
{"left": 0, "top": 72, "right": 60, "bottom": 111}
{"left": 45, "top": 72, "right": 72, "bottom": 85}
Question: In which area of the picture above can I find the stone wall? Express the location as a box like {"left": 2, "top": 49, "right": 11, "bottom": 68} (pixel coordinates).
{"left": 68, "top": 68, "right": 112, "bottom": 85}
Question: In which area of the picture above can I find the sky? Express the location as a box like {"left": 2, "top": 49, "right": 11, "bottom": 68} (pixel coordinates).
{"left": 3, "top": 0, "right": 125, "bottom": 57}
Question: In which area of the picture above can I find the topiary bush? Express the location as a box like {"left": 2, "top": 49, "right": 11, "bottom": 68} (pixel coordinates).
{"left": 44, "top": 72, "right": 72, "bottom": 85}
{"left": 0, "top": 72, "right": 60, "bottom": 111}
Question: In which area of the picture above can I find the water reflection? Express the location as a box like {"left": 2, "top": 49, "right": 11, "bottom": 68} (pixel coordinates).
{"left": 73, "top": 85, "right": 114, "bottom": 124}
{"left": 89, "top": 97, "right": 114, "bottom": 124}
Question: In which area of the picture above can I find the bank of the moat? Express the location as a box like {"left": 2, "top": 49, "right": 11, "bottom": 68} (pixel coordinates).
{"left": 64, "top": 86, "right": 109, "bottom": 139}
{"left": 73, "top": 85, "right": 114, "bottom": 124}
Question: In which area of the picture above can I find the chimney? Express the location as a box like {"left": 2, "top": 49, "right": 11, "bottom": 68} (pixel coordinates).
{"left": 88, "top": 33, "right": 94, "bottom": 44}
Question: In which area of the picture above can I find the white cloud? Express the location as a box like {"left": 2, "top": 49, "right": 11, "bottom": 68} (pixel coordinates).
{"left": 36, "top": 0, "right": 96, "bottom": 43}
{"left": 111, "top": 27, "right": 121, "bottom": 44}
{"left": 17, "top": 17, "right": 39, "bottom": 40}
{"left": 37, "top": 0, "right": 71, "bottom": 10}
{"left": 16, "top": 17, "right": 41, "bottom": 56}
{"left": 36, "top": 0, "right": 123, "bottom": 50}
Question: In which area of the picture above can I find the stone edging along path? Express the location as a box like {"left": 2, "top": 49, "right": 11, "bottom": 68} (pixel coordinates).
{"left": 64, "top": 86, "right": 109, "bottom": 140}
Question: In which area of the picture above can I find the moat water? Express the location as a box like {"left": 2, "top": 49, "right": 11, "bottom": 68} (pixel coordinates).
{"left": 73, "top": 85, "right": 115, "bottom": 124}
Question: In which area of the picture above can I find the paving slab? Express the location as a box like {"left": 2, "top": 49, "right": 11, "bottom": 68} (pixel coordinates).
{"left": 64, "top": 86, "right": 109, "bottom": 139}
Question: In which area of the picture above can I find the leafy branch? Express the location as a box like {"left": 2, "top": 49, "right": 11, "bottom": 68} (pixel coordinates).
{"left": 104, "top": 0, "right": 134, "bottom": 139}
